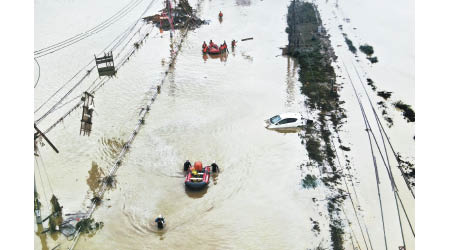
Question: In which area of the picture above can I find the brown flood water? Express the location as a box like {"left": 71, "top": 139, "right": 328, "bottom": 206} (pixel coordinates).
{"left": 35, "top": 0, "right": 321, "bottom": 249}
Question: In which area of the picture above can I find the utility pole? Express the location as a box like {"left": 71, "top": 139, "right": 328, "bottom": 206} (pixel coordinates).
{"left": 34, "top": 124, "right": 59, "bottom": 226}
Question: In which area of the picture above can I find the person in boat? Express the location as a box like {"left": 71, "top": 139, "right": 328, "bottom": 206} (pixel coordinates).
{"left": 231, "top": 39, "right": 236, "bottom": 48}
{"left": 155, "top": 214, "right": 165, "bottom": 229}
{"left": 219, "top": 11, "right": 223, "bottom": 18}
{"left": 183, "top": 160, "right": 192, "bottom": 171}
{"left": 211, "top": 162, "right": 220, "bottom": 173}
{"left": 209, "top": 40, "right": 214, "bottom": 47}
{"left": 194, "top": 161, "right": 203, "bottom": 171}
{"left": 219, "top": 44, "right": 224, "bottom": 53}
{"left": 202, "top": 41, "right": 207, "bottom": 49}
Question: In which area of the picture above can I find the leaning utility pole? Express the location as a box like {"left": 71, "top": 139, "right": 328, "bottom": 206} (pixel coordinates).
{"left": 34, "top": 124, "right": 59, "bottom": 225}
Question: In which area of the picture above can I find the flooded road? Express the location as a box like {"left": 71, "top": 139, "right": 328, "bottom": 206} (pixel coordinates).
{"left": 35, "top": 0, "right": 414, "bottom": 249}
{"left": 35, "top": 0, "right": 320, "bottom": 249}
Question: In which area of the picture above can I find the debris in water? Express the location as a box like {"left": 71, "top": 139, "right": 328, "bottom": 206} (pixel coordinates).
{"left": 75, "top": 218, "right": 104, "bottom": 234}
{"left": 338, "top": 145, "right": 350, "bottom": 151}
{"left": 142, "top": 0, "right": 206, "bottom": 31}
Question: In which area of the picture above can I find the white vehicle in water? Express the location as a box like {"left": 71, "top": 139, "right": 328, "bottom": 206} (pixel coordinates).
{"left": 265, "top": 113, "right": 303, "bottom": 130}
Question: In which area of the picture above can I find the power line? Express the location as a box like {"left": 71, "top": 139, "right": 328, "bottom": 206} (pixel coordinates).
{"left": 42, "top": 24, "right": 155, "bottom": 135}
{"left": 351, "top": 61, "right": 415, "bottom": 199}
{"left": 34, "top": 0, "right": 144, "bottom": 58}
{"left": 35, "top": 0, "right": 155, "bottom": 124}
{"left": 34, "top": 58, "right": 41, "bottom": 88}
{"left": 329, "top": 125, "right": 372, "bottom": 250}
{"left": 342, "top": 61, "right": 388, "bottom": 250}
{"left": 37, "top": 147, "right": 55, "bottom": 195}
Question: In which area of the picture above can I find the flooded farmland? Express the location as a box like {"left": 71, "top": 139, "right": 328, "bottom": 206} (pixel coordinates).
{"left": 34, "top": 0, "right": 414, "bottom": 249}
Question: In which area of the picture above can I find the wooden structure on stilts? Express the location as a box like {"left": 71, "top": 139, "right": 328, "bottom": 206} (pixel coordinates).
{"left": 95, "top": 51, "right": 116, "bottom": 77}
{"left": 80, "top": 92, "right": 94, "bottom": 136}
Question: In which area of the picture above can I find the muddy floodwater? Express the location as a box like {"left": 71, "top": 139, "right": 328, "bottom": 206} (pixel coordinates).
{"left": 35, "top": 0, "right": 414, "bottom": 249}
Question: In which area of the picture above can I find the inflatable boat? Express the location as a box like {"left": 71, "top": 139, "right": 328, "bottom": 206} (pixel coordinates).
{"left": 207, "top": 45, "right": 221, "bottom": 54}
{"left": 185, "top": 165, "right": 211, "bottom": 190}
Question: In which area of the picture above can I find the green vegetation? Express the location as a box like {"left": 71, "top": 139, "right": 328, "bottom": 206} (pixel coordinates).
{"left": 367, "top": 78, "right": 376, "bottom": 91}
{"left": 393, "top": 101, "right": 415, "bottom": 122}
{"left": 384, "top": 116, "right": 394, "bottom": 127}
{"left": 396, "top": 153, "right": 415, "bottom": 186}
{"left": 359, "top": 44, "right": 374, "bottom": 56}
{"left": 287, "top": 2, "right": 348, "bottom": 248}
{"left": 344, "top": 36, "right": 357, "bottom": 54}
{"left": 368, "top": 56, "right": 378, "bottom": 63}
{"left": 306, "top": 138, "right": 323, "bottom": 164}
{"left": 310, "top": 218, "right": 321, "bottom": 233}
{"left": 302, "top": 174, "right": 318, "bottom": 189}
{"left": 330, "top": 222, "right": 345, "bottom": 250}
{"left": 377, "top": 101, "right": 394, "bottom": 127}
{"left": 377, "top": 91, "right": 392, "bottom": 100}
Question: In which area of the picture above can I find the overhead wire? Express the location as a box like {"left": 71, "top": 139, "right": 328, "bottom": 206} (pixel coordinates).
{"left": 35, "top": 156, "right": 50, "bottom": 210}
{"left": 37, "top": 147, "right": 55, "bottom": 195}
{"left": 34, "top": 58, "right": 41, "bottom": 88}
{"left": 42, "top": 20, "right": 155, "bottom": 135}
{"left": 342, "top": 60, "right": 388, "bottom": 250}
{"left": 292, "top": 3, "right": 372, "bottom": 248}
{"left": 34, "top": 0, "right": 144, "bottom": 58}
{"left": 351, "top": 61, "right": 415, "bottom": 199}
{"left": 35, "top": 0, "right": 156, "bottom": 126}
{"left": 329, "top": 124, "right": 372, "bottom": 250}
{"left": 350, "top": 62, "right": 409, "bottom": 247}
{"left": 330, "top": 1, "right": 414, "bottom": 244}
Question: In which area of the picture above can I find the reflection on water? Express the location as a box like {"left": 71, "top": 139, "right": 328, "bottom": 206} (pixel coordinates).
{"left": 99, "top": 137, "right": 125, "bottom": 163}
{"left": 86, "top": 161, "right": 104, "bottom": 193}
{"left": 285, "top": 55, "right": 299, "bottom": 108}
{"left": 184, "top": 186, "right": 208, "bottom": 199}
{"left": 266, "top": 127, "right": 302, "bottom": 134}
{"left": 241, "top": 51, "right": 253, "bottom": 62}
{"left": 35, "top": 224, "right": 49, "bottom": 250}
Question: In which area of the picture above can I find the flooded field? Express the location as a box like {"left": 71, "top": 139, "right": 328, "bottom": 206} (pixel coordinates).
{"left": 35, "top": 0, "right": 414, "bottom": 249}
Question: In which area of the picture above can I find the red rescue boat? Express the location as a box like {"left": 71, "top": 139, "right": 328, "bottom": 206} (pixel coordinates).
{"left": 207, "top": 44, "right": 221, "bottom": 54}
{"left": 185, "top": 161, "right": 211, "bottom": 190}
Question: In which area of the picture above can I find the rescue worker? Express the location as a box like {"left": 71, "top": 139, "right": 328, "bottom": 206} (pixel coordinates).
{"left": 183, "top": 160, "right": 191, "bottom": 171}
{"left": 155, "top": 214, "right": 165, "bottom": 229}
{"left": 202, "top": 41, "right": 207, "bottom": 49}
{"left": 194, "top": 161, "right": 203, "bottom": 171}
{"left": 231, "top": 39, "right": 236, "bottom": 48}
{"left": 209, "top": 40, "right": 214, "bottom": 47}
{"left": 219, "top": 11, "right": 223, "bottom": 18}
{"left": 219, "top": 43, "right": 224, "bottom": 53}
{"left": 223, "top": 41, "right": 228, "bottom": 53}
{"left": 211, "top": 162, "right": 220, "bottom": 173}
{"left": 203, "top": 46, "right": 208, "bottom": 53}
